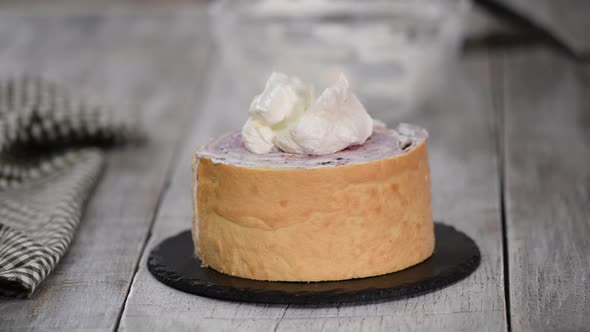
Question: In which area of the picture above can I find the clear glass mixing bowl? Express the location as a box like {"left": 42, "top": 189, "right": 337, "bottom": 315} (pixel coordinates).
{"left": 210, "top": 0, "right": 471, "bottom": 116}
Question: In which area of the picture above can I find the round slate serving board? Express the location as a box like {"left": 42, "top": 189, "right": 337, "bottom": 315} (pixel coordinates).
{"left": 148, "top": 222, "right": 480, "bottom": 305}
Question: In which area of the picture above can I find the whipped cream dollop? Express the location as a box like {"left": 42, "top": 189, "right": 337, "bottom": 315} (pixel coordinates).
{"left": 242, "top": 72, "right": 373, "bottom": 155}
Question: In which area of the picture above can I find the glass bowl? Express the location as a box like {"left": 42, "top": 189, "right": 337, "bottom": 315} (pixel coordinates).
{"left": 209, "top": 0, "right": 471, "bottom": 116}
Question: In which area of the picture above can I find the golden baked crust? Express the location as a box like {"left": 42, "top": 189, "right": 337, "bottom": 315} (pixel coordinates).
{"left": 192, "top": 140, "right": 434, "bottom": 281}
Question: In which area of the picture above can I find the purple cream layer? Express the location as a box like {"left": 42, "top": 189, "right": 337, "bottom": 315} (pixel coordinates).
{"left": 197, "top": 124, "right": 428, "bottom": 169}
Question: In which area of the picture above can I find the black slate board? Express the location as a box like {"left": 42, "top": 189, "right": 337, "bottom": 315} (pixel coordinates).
{"left": 148, "top": 222, "right": 480, "bottom": 305}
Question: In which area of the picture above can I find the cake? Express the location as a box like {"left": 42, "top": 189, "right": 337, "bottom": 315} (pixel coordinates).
{"left": 191, "top": 123, "right": 434, "bottom": 282}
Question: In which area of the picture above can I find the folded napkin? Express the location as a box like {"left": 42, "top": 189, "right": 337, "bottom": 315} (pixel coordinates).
{"left": 0, "top": 78, "right": 141, "bottom": 298}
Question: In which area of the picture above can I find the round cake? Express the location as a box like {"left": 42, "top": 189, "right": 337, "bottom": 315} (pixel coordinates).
{"left": 191, "top": 124, "right": 434, "bottom": 282}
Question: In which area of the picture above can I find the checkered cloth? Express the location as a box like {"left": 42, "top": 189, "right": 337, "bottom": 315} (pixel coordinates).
{"left": 0, "top": 77, "right": 141, "bottom": 298}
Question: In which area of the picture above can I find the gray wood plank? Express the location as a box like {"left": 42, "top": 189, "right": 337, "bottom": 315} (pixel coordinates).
{"left": 501, "top": 48, "right": 590, "bottom": 331}
{"left": 120, "top": 47, "right": 506, "bottom": 331}
{"left": 0, "top": 9, "right": 211, "bottom": 331}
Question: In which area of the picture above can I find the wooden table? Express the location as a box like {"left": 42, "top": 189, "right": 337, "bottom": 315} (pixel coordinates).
{"left": 0, "top": 3, "right": 588, "bottom": 331}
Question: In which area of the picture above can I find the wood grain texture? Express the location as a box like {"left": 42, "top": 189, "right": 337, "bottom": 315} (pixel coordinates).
{"left": 0, "top": 9, "right": 211, "bottom": 331}
{"left": 120, "top": 48, "right": 507, "bottom": 330}
{"left": 501, "top": 48, "right": 590, "bottom": 331}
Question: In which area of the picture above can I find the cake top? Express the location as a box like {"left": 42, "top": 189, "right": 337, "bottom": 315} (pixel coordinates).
{"left": 197, "top": 123, "right": 428, "bottom": 169}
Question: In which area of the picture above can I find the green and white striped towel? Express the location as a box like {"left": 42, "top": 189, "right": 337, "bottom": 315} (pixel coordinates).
{"left": 0, "top": 77, "right": 141, "bottom": 298}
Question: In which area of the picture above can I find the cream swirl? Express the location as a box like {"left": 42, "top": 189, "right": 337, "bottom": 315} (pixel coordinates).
{"left": 242, "top": 72, "right": 373, "bottom": 155}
